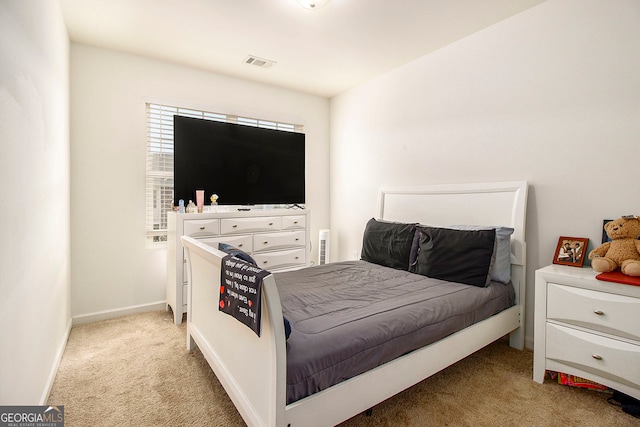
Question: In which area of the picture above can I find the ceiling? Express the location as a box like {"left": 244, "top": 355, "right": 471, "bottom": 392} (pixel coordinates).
{"left": 60, "top": 0, "right": 546, "bottom": 98}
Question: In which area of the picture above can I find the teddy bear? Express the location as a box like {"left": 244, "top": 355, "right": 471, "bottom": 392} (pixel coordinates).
{"left": 588, "top": 216, "right": 640, "bottom": 276}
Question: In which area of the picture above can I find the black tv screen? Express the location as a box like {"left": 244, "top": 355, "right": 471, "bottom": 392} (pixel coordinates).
{"left": 174, "top": 116, "right": 305, "bottom": 206}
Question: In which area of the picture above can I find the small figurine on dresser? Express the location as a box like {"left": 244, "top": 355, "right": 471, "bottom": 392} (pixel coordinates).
{"left": 589, "top": 215, "right": 640, "bottom": 276}
{"left": 186, "top": 200, "right": 197, "bottom": 214}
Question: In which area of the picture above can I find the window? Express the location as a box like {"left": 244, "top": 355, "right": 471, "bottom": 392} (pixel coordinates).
{"left": 145, "top": 103, "right": 303, "bottom": 247}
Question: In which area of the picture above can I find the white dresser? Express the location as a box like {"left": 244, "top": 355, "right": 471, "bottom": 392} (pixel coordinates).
{"left": 533, "top": 265, "right": 640, "bottom": 400}
{"left": 166, "top": 208, "right": 310, "bottom": 325}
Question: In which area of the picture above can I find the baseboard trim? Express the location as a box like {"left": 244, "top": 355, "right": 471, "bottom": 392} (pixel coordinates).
{"left": 72, "top": 301, "right": 167, "bottom": 325}
{"left": 41, "top": 317, "right": 72, "bottom": 405}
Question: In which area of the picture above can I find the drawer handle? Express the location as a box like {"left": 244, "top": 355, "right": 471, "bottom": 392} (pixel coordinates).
{"left": 295, "top": 238, "right": 299, "bottom": 241}
{"left": 199, "top": 226, "right": 205, "bottom": 230}
{"left": 293, "top": 221, "right": 298, "bottom": 224}
{"left": 269, "top": 222, "right": 273, "bottom": 226}
{"left": 263, "top": 261, "right": 268, "bottom": 265}
{"left": 592, "top": 354, "right": 603, "bottom": 361}
{"left": 238, "top": 244, "right": 243, "bottom": 248}
{"left": 593, "top": 309, "right": 605, "bottom": 315}
{"left": 295, "top": 256, "right": 299, "bottom": 260}
{"left": 263, "top": 241, "right": 269, "bottom": 245}
{"left": 232, "top": 225, "right": 238, "bottom": 228}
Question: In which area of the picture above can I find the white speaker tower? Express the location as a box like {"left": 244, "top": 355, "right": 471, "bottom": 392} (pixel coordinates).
{"left": 318, "top": 229, "right": 330, "bottom": 265}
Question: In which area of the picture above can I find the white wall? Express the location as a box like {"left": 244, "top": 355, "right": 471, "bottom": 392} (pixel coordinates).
{"left": 0, "top": 0, "right": 71, "bottom": 404}
{"left": 330, "top": 0, "right": 640, "bottom": 348}
{"left": 70, "top": 45, "right": 330, "bottom": 320}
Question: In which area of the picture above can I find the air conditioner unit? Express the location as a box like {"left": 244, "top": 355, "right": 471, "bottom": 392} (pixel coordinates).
{"left": 318, "top": 229, "right": 330, "bottom": 265}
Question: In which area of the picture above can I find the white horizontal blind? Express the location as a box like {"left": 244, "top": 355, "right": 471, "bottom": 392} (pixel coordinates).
{"left": 145, "top": 102, "right": 303, "bottom": 246}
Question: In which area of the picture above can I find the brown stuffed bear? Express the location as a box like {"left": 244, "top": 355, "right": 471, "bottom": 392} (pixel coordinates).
{"left": 588, "top": 216, "right": 640, "bottom": 276}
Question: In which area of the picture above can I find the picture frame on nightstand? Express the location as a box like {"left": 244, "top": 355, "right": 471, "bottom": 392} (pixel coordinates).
{"left": 552, "top": 236, "right": 589, "bottom": 267}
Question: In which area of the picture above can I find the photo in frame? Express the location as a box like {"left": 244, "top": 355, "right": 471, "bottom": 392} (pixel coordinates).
{"left": 553, "top": 236, "right": 589, "bottom": 267}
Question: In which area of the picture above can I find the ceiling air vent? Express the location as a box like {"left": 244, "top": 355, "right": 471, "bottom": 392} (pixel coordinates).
{"left": 244, "top": 55, "right": 276, "bottom": 69}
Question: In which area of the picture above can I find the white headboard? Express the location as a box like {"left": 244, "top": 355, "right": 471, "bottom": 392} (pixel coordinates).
{"left": 377, "top": 181, "right": 527, "bottom": 264}
{"left": 376, "top": 181, "right": 528, "bottom": 310}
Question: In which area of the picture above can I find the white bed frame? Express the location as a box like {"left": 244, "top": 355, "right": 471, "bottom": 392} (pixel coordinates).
{"left": 182, "top": 181, "right": 528, "bottom": 427}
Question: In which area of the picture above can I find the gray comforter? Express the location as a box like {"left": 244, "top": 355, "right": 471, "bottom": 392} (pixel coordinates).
{"left": 273, "top": 260, "right": 514, "bottom": 404}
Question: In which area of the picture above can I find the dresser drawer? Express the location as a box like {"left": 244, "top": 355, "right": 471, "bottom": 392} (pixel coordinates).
{"left": 253, "top": 231, "right": 306, "bottom": 253}
{"left": 546, "top": 323, "right": 640, "bottom": 389}
{"left": 547, "top": 283, "right": 640, "bottom": 341}
{"left": 198, "top": 235, "right": 253, "bottom": 253}
{"left": 220, "top": 217, "right": 282, "bottom": 235}
{"left": 253, "top": 248, "right": 306, "bottom": 271}
{"left": 182, "top": 235, "right": 254, "bottom": 282}
{"left": 183, "top": 219, "right": 220, "bottom": 237}
{"left": 282, "top": 215, "right": 306, "bottom": 230}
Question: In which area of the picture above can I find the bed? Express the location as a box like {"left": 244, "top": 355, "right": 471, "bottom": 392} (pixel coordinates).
{"left": 182, "top": 181, "right": 528, "bottom": 427}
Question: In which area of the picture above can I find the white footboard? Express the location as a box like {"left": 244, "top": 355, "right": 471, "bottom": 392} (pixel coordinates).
{"left": 182, "top": 236, "right": 287, "bottom": 427}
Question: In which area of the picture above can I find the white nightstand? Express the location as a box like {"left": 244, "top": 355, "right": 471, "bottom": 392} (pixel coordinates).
{"left": 533, "top": 264, "right": 640, "bottom": 400}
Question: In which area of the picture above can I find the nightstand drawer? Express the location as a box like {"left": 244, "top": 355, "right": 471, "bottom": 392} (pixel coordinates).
{"left": 253, "top": 231, "right": 305, "bottom": 252}
{"left": 546, "top": 323, "right": 640, "bottom": 389}
{"left": 547, "top": 283, "right": 640, "bottom": 341}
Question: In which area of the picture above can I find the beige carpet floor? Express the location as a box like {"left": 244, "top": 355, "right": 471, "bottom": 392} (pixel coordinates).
{"left": 48, "top": 310, "right": 637, "bottom": 426}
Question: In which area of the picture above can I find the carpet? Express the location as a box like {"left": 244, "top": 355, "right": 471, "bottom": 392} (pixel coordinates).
{"left": 47, "top": 310, "right": 637, "bottom": 426}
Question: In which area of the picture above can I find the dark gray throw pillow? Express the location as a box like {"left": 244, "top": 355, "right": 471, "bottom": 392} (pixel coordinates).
{"left": 409, "top": 226, "right": 496, "bottom": 287}
{"left": 360, "top": 218, "right": 417, "bottom": 270}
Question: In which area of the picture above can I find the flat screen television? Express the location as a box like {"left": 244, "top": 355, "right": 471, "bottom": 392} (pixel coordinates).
{"left": 173, "top": 116, "right": 305, "bottom": 206}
